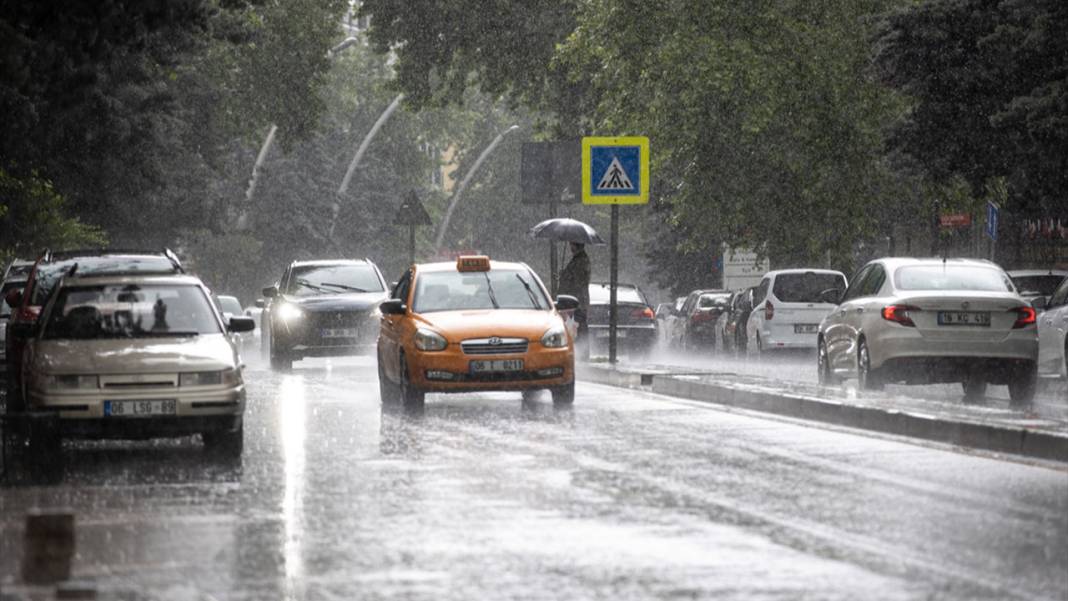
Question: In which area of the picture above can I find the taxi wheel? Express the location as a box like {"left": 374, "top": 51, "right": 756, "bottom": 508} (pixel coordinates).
{"left": 551, "top": 382, "right": 575, "bottom": 405}
{"left": 399, "top": 354, "right": 425, "bottom": 408}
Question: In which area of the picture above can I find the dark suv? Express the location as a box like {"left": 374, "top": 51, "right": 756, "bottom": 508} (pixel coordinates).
{"left": 261, "top": 259, "right": 389, "bottom": 370}
{"left": 4, "top": 248, "right": 184, "bottom": 412}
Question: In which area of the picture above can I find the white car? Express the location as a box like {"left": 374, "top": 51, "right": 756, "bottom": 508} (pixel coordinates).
{"left": 747, "top": 269, "right": 847, "bottom": 353}
{"left": 16, "top": 273, "right": 255, "bottom": 454}
{"left": 818, "top": 258, "right": 1038, "bottom": 404}
{"left": 1008, "top": 269, "right": 1067, "bottom": 308}
{"left": 1037, "top": 276, "right": 1068, "bottom": 383}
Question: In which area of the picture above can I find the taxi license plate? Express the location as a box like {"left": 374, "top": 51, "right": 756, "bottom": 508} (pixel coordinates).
{"left": 794, "top": 324, "right": 819, "bottom": 334}
{"left": 937, "top": 311, "right": 990, "bottom": 326}
{"left": 469, "top": 360, "right": 524, "bottom": 373}
{"left": 322, "top": 328, "right": 358, "bottom": 338}
{"left": 105, "top": 399, "right": 176, "bottom": 417}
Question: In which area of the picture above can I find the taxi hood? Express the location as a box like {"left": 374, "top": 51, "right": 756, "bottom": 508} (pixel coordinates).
{"left": 32, "top": 334, "right": 238, "bottom": 375}
{"left": 415, "top": 309, "right": 562, "bottom": 342}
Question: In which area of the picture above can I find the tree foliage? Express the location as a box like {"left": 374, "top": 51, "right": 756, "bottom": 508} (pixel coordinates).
{"left": 0, "top": 168, "right": 107, "bottom": 264}
{"left": 875, "top": 0, "right": 1068, "bottom": 218}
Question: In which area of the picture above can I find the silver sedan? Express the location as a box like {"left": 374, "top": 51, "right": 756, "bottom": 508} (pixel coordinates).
{"left": 817, "top": 258, "right": 1038, "bottom": 405}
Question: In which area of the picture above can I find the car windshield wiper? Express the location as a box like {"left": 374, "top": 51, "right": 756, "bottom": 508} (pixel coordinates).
{"left": 482, "top": 272, "right": 500, "bottom": 309}
{"left": 295, "top": 279, "right": 331, "bottom": 293}
{"left": 319, "top": 282, "right": 369, "bottom": 293}
{"left": 515, "top": 274, "right": 542, "bottom": 309}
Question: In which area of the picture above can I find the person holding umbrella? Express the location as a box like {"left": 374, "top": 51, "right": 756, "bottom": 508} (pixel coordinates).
{"left": 558, "top": 241, "right": 591, "bottom": 352}
{"left": 529, "top": 217, "right": 604, "bottom": 358}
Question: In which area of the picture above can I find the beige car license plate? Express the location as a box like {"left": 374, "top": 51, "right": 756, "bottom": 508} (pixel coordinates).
{"left": 469, "top": 360, "right": 524, "bottom": 373}
{"left": 937, "top": 311, "right": 990, "bottom": 326}
{"left": 105, "top": 399, "right": 177, "bottom": 417}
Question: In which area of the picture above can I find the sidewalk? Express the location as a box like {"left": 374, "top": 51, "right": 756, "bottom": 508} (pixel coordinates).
{"left": 578, "top": 361, "right": 1068, "bottom": 463}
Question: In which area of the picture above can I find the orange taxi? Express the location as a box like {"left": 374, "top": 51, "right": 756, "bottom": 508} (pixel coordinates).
{"left": 376, "top": 256, "right": 578, "bottom": 407}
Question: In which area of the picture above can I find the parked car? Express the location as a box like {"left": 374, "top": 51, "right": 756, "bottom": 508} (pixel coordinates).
{"left": 587, "top": 282, "right": 658, "bottom": 358}
{"left": 1036, "top": 275, "right": 1068, "bottom": 386}
{"left": 1008, "top": 269, "right": 1067, "bottom": 309}
{"left": 747, "top": 269, "right": 847, "bottom": 354}
{"left": 262, "top": 259, "right": 390, "bottom": 370}
{"left": 673, "top": 290, "right": 731, "bottom": 350}
{"left": 818, "top": 258, "right": 1038, "bottom": 405}
{"left": 15, "top": 272, "right": 254, "bottom": 454}
{"left": 4, "top": 249, "right": 184, "bottom": 413}
{"left": 716, "top": 288, "right": 754, "bottom": 353}
{"left": 377, "top": 255, "right": 576, "bottom": 408}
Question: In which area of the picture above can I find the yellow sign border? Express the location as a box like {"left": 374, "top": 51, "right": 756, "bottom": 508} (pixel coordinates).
{"left": 581, "top": 136, "right": 650, "bottom": 205}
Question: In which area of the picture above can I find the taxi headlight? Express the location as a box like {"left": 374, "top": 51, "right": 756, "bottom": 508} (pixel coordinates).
{"left": 46, "top": 374, "right": 99, "bottom": 390}
{"left": 414, "top": 328, "right": 447, "bottom": 351}
{"left": 277, "top": 302, "right": 304, "bottom": 321}
{"left": 180, "top": 369, "right": 241, "bottom": 387}
{"left": 541, "top": 324, "right": 568, "bottom": 348}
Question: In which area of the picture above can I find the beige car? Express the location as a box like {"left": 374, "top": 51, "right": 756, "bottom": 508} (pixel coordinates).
{"left": 15, "top": 273, "right": 254, "bottom": 454}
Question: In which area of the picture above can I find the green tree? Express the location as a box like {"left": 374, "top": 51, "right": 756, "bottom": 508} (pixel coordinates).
{"left": 0, "top": 168, "right": 107, "bottom": 264}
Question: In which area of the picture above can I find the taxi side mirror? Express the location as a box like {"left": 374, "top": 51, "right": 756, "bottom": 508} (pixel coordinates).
{"left": 262, "top": 286, "right": 278, "bottom": 298}
{"left": 228, "top": 316, "right": 256, "bottom": 333}
{"left": 380, "top": 299, "right": 407, "bottom": 315}
{"left": 555, "top": 295, "right": 579, "bottom": 311}
{"left": 5, "top": 287, "right": 22, "bottom": 309}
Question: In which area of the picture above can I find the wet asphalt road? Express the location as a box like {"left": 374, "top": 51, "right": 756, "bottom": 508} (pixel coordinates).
{"left": 1, "top": 353, "right": 1067, "bottom": 601}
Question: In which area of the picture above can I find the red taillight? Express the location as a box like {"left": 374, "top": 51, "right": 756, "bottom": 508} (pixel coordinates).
{"left": 765, "top": 301, "right": 774, "bottom": 321}
{"left": 1011, "top": 306, "right": 1036, "bottom": 329}
{"left": 882, "top": 305, "right": 919, "bottom": 327}
{"left": 691, "top": 310, "right": 714, "bottom": 323}
{"left": 631, "top": 307, "right": 655, "bottom": 320}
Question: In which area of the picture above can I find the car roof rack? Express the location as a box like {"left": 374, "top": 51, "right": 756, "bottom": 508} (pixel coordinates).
{"left": 44, "top": 247, "right": 183, "bottom": 272}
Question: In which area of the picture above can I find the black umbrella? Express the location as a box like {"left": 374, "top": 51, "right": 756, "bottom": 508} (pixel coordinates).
{"left": 529, "top": 218, "right": 606, "bottom": 245}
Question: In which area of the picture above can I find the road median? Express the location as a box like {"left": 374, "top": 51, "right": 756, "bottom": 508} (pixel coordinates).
{"left": 578, "top": 363, "right": 1068, "bottom": 463}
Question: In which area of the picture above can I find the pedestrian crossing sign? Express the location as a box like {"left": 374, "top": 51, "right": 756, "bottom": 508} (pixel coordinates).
{"left": 582, "top": 136, "right": 649, "bottom": 205}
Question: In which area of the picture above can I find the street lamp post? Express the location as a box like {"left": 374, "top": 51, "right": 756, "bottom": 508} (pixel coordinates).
{"left": 433, "top": 125, "right": 520, "bottom": 255}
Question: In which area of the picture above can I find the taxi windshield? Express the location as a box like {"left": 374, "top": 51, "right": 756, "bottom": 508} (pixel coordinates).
{"left": 413, "top": 269, "right": 549, "bottom": 313}
{"left": 42, "top": 284, "right": 222, "bottom": 340}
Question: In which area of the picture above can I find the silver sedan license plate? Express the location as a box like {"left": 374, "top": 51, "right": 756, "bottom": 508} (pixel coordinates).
{"left": 794, "top": 324, "right": 818, "bottom": 334}
{"left": 322, "top": 328, "right": 358, "bottom": 338}
{"left": 469, "top": 359, "right": 524, "bottom": 373}
{"left": 937, "top": 311, "right": 990, "bottom": 326}
{"left": 105, "top": 399, "right": 177, "bottom": 417}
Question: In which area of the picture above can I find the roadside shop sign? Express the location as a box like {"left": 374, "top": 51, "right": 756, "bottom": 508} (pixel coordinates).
{"left": 939, "top": 213, "right": 972, "bottom": 229}
{"left": 581, "top": 136, "right": 649, "bottom": 205}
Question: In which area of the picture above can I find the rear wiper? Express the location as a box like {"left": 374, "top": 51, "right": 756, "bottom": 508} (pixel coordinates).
{"left": 319, "top": 282, "right": 369, "bottom": 293}
{"left": 515, "top": 274, "right": 542, "bottom": 309}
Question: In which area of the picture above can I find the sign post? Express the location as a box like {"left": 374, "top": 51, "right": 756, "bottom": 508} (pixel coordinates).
{"left": 521, "top": 140, "right": 581, "bottom": 295}
{"left": 985, "top": 201, "right": 999, "bottom": 261}
{"left": 394, "top": 190, "right": 432, "bottom": 266}
{"left": 582, "top": 136, "right": 650, "bottom": 363}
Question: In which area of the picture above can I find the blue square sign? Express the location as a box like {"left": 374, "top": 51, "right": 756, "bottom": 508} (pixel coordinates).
{"left": 582, "top": 136, "right": 650, "bottom": 205}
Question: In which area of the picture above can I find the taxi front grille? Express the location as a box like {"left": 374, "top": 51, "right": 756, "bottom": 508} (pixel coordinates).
{"left": 461, "top": 338, "right": 529, "bottom": 355}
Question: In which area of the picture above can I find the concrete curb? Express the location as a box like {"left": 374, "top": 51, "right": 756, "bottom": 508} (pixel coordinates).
{"left": 579, "top": 365, "right": 1068, "bottom": 463}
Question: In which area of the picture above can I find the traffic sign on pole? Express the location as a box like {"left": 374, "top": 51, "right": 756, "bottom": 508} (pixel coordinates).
{"left": 985, "top": 201, "right": 999, "bottom": 241}
{"left": 581, "top": 136, "right": 650, "bottom": 363}
{"left": 581, "top": 137, "right": 650, "bottom": 205}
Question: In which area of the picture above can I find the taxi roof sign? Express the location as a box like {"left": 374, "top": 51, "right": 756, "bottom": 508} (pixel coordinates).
{"left": 456, "top": 255, "right": 491, "bottom": 272}
{"left": 581, "top": 136, "right": 650, "bottom": 205}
